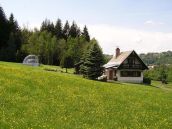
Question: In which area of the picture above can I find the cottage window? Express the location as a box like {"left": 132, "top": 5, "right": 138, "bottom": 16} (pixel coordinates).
{"left": 120, "top": 71, "right": 141, "bottom": 77}
{"left": 128, "top": 58, "right": 135, "bottom": 65}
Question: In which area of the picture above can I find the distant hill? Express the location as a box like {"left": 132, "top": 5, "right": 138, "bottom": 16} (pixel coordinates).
{"left": 140, "top": 51, "right": 172, "bottom": 65}
{"left": 104, "top": 51, "right": 172, "bottom": 65}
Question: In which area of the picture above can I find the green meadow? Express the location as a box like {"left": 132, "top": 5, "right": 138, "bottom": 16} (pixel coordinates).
{"left": 0, "top": 62, "right": 172, "bottom": 129}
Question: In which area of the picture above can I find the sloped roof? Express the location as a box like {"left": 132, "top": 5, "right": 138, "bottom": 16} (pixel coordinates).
{"left": 103, "top": 51, "right": 133, "bottom": 68}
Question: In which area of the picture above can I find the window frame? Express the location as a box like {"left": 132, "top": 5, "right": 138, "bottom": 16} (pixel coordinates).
{"left": 120, "top": 71, "right": 141, "bottom": 77}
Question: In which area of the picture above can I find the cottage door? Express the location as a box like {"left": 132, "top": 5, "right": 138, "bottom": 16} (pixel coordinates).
{"left": 109, "top": 70, "right": 113, "bottom": 80}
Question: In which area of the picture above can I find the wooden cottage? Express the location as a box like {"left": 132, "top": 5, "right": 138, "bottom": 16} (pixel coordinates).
{"left": 103, "top": 48, "right": 148, "bottom": 83}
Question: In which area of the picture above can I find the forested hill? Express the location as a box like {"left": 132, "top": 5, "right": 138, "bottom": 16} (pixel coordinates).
{"left": 140, "top": 51, "right": 172, "bottom": 65}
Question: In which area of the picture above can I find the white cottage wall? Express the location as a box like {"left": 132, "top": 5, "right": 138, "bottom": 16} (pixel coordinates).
{"left": 116, "top": 70, "right": 143, "bottom": 83}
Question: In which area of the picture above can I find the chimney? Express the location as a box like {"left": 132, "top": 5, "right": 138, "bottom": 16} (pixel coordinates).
{"left": 116, "top": 47, "right": 120, "bottom": 58}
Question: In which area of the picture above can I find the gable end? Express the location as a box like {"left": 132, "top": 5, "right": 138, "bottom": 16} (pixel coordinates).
{"left": 118, "top": 50, "right": 148, "bottom": 70}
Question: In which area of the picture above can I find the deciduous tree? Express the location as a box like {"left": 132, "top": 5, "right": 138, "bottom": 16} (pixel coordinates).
{"left": 60, "top": 52, "right": 74, "bottom": 73}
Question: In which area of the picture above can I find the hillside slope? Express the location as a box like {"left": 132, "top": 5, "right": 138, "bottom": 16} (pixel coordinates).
{"left": 0, "top": 62, "right": 172, "bottom": 129}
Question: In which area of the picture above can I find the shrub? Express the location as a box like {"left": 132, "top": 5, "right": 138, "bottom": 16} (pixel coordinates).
{"left": 143, "top": 77, "right": 151, "bottom": 85}
{"left": 162, "top": 79, "right": 168, "bottom": 84}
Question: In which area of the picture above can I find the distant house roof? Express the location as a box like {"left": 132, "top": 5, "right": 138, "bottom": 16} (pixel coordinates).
{"left": 104, "top": 51, "right": 133, "bottom": 68}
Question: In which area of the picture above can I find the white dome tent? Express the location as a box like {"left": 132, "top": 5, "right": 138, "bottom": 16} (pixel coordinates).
{"left": 23, "top": 55, "right": 39, "bottom": 66}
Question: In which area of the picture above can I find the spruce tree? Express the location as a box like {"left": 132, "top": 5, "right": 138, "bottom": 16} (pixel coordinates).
{"left": 82, "top": 25, "right": 90, "bottom": 42}
{"left": 0, "top": 6, "right": 9, "bottom": 49}
{"left": 82, "top": 39, "right": 104, "bottom": 79}
{"left": 55, "top": 18, "right": 63, "bottom": 39}
{"left": 62, "top": 20, "right": 70, "bottom": 40}
{"left": 9, "top": 14, "right": 16, "bottom": 32}
{"left": 9, "top": 13, "right": 21, "bottom": 50}
{"left": 69, "top": 21, "right": 80, "bottom": 38}
{"left": 40, "top": 20, "right": 48, "bottom": 31}
{"left": 0, "top": 6, "right": 6, "bottom": 23}
{"left": 5, "top": 33, "right": 16, "bottom": 61}
{"left": 40, "top": 19, "right": 55, "bottom": 35}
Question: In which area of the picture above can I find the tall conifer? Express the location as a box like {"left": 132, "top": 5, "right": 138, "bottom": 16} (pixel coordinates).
{"left": 0, "top": 6, "right": 9, "bottom": 49}
{"left": 82, "top": 39, "right": 104, "bottom": 79}
{"left": 69, "top": 21, "right": 80, "bottom": 38}
{"left": 62, "top": 20, "right": 70, "bottom": 40}
{"left": 82, "top": 25, "right": 90, "bottom": 42}
{"left": 55, "top": 18, "right": 63, "bottom": 39}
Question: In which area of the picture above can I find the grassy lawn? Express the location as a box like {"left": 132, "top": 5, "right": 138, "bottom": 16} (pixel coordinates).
{"left": 0, "top": 61, "right": 172, "bottom": 129}
{"left": 151, "top": 81, "right": 172, "bottom": 90}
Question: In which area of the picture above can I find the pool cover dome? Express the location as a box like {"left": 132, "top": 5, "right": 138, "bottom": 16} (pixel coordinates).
{"left": 23, "top": 55, "right": 39, "bottom": 66}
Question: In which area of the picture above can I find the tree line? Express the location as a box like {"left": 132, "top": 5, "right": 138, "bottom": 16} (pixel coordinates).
{"left": 0, "top": 6, "right": 105, "bottom": 80}
{"left": 140, "top": 51, "right": 172, "bottom": 65}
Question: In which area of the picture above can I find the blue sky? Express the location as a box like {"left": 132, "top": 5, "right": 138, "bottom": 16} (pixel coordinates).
{"left": 1, "top": 0, "right": 172, "bottom": 54}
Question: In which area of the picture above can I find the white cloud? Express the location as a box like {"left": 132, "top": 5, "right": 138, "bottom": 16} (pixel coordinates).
{"left": 144, "top": 20, "right": 165, "bottom": 26}
{"left": 144, "top": 20, "right": 155, "bottom": 25}
{"left": 88, "top": 24, "right": 172, "bottom": 54}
